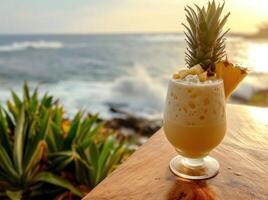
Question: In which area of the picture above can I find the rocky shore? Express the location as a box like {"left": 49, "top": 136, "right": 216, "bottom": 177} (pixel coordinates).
{"left": 88, "top": 106, "right": 162, "bottom": 147}
{"left": 106, "top": 107, "right": 162, "bottom": 136}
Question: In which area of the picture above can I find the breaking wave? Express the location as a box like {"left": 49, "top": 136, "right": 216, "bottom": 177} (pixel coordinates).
{"left": 0, "top": 40, "right": 63, "bottom": 52}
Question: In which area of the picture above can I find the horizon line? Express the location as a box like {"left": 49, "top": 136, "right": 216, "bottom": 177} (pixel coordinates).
{"left": 0, "top": 31, "right": 250, "bottom": 36}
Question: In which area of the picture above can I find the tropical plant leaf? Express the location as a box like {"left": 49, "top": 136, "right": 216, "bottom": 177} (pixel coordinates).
{"left": 24, "top": 140, "right": 46, "bottom": 177}
{"left": 76, "top": 114, "right": 98, "bottom": 142}
{"left": 7, "top": 101, "right": 18, "bottom": 120}
{"left": 98, "top": 136, "right": 115, "bottom": 172}
{"left": 11, "top": 91, "right": 22, "bottom": 109}
{"left": 74, "top": 157, "right": 85, "bottom": 185}
{"left": 55, "top": 156, "right": 74, "bottom": 172}
{"left": 3, "top": 109, "right": 15, "bottom": 134}
{"left": 84, "top": 142, "right": 97, "bottom": 186}
{"left": 64, "top": 112, "right": 82, "bottom": 149}
{"left": 23, "top": 82, "right": 30, "bottom": 101}
{"left": 13, "top": 105, "right": 25, "bottom": 176}
{"left": 35, "top": 172, "right": 83, "bottom": 197}
{"left": 41, "top": 93, "right": 53, "bottom": 108}
{"left": 0, "top": 83, "right": 130, "bottom": 198}
{"left": 102, "top": 146, "right": 125, "bottom": 179}
{"left": 0, "top": 107, "right": 12, "bottom": 157}
{"left": 39, "top": 109, "right": 51, "bottom": 140}
{"left": 6, "top": 190, "right": 22, "bottom": 200}
{"left": 49, "top": 122, "right": 64, "bottom": 152}
{"left": 0, "top": 145, "right": 18, "bottom": 179}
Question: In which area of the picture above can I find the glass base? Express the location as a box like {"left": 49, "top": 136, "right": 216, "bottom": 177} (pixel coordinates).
{"left": 169, "top": 155, "right": 219, "bottom": 180}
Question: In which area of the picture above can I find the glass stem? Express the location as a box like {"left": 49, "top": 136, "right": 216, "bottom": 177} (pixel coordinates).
{"left": 182, "top": 157, "right": 205, "bottom": 168}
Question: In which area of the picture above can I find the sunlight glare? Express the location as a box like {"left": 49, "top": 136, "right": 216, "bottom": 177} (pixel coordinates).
{"left": 247, "top": 44, "right": 268, "bottom": 73}
{"left": 249, "top": 107, "right": 268, "bottom": 124}
{"left": 242, "top": 0, "right": 268, "bottom": 16}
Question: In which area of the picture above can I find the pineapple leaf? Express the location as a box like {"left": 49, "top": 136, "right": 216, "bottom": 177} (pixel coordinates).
{"left": 207, "top": 0, "right": 216, "bottom": 21}
{"left": 186, "top": 6, "right": 198, "bottom": 26}
{"left": 182, "top": 24, "right": 196, "bottom": 44}
{"left": 183, "top": 1, "right": 230, "bottom": 69}
{"left": 217, "top": 13, "right": 231, "bottom": 33}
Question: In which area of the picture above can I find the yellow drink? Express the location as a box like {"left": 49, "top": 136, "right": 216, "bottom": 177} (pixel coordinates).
{"left": 164, "top": 121, "right": 226, "bottom": 158}
{"left": 163, "top": 78, "right": 226, "bottom": 159}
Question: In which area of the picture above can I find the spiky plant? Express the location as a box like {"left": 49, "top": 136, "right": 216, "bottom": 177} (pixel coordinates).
{"left": 0, "top": 84, "right": 131, "bottom": 200}
{"left": 75, "top": 135, "right": 127, "bottom": 187}
{"left": 0, "top": 83, "right": 131, "bottom": 199}
{"left": 0, "top": 83, "right": 83, "bottom": 199}
{"left": 48, "top": 111, "right": 129, "bottom": 189}
{"left": 183, "top": 0, "right": 230, "bottom": 71}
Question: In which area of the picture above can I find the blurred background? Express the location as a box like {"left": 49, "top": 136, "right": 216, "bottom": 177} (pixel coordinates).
{"left": 0, "top": 0, "right": 267, "bottom": 119}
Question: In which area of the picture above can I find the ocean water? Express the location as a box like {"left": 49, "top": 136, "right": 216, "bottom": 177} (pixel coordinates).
{"left": 0, "top": 33, "right": 267, "bottom": 119}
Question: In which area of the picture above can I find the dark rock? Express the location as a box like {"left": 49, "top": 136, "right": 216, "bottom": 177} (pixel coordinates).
{"left": 105, "top": 106, "right": 162, "bottom": 136}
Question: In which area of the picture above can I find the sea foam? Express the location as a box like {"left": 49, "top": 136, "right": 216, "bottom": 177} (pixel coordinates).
{"left": 0, "top": 40, "right": 63, "bottom": 52}
{"left": 110, "top": 66, "right": 166, "bottom": 119}
{"left": 4, "top": 66, "right": 167, "bottom": 119}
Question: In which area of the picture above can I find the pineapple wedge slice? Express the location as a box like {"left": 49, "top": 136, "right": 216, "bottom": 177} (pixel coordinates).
{"left": 173, "top": 64, "right": 204, "bottom": 79}
{"left": 190, "top": 64, "right": 204, "bottom": 74}
{"left": 173, "top": 70, "right": 189, "bottom": 79}
{"left": 198, "top": 71, "right": 207, "bottom": 82}
{"left": 207, "top": 75, "right": 217, "bottom": 80}
{"left": 215, "top": 61, "right": 247, "bottom": 98}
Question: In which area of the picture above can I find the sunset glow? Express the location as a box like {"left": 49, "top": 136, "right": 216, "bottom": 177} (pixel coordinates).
{"left": 1, "top": 0, "right": 268, "bottom": 34}
{"left": 247, "top": 44, "right": 268, "bottom": 73}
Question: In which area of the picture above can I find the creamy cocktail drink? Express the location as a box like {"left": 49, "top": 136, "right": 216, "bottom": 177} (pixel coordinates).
{"left": 164, "top": 0, "right": 247, "bottom": 180}
{"left": 164, "top": 78, "right": 226, "bottom": 159}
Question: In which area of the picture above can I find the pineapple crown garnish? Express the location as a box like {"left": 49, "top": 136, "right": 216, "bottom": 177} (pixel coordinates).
{"left": 182, "top": 0, "right": 230, "bottom": 71}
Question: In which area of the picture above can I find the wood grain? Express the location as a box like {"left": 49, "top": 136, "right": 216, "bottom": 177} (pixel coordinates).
{"left": 83, "top": 104, "right": 268, "bottom": 200}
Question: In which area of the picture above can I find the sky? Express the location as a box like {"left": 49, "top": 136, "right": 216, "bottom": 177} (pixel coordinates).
{"left": 1, "top": 0, "right": 268, "bottom": 34}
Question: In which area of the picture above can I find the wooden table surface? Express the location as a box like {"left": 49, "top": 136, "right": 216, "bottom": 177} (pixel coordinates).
{"left": 83, "top": 104, "right": 268, "bottom": 200}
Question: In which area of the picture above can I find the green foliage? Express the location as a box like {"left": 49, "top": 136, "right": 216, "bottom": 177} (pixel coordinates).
{"left": 48, "top": 111, "right": 128, "bottom": 188}
{"left": 0, "top": 82, "right": 130, "bottom": 199}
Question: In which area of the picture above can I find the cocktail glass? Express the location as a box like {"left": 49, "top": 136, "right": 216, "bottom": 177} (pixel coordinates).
{"left": 163, "top": 79, "right": 226, "bottom": 179}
